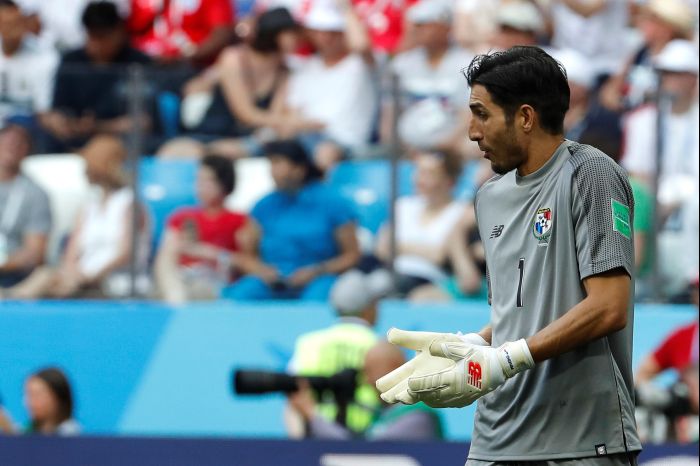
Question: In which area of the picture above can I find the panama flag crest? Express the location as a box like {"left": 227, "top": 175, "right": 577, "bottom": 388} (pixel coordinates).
{"left": 533, "top": 207, "right": 553, "bottom": 243}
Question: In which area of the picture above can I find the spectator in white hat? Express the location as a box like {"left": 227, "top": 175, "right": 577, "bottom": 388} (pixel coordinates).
{"left": 285, "top": 268, "right": 392, "bottom": 436}
{"left": 280, "top": 0, "right": 376, "bottom": 172}
{"left": 491, "top": 1, "right": 545, "bottom": 51}
{"left": 600, "top": 0, "right": 697, "bottom": 111}
{"left": 621, "top": 39, "right": 699, "bottom": 297}
{"left": 384, "top": 0, "right": 478, "bottom": 158}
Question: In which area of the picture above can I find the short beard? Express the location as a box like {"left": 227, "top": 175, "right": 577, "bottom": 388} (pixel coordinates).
{"left": 491, "top": 126, "right": 525, "bottom": 175}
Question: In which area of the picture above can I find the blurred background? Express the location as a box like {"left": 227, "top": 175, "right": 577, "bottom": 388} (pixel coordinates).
{"left": 0, "top": 0, "right": 697, "bottom": 464}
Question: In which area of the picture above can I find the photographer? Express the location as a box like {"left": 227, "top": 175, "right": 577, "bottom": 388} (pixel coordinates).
{"left": 288, "top": 341, "right": 443, "bottom": 440}
{"left": 635, "top": 275, "right": 699, "bottom": 443}
{"left": 285, "top": 269, "right": 391, "bottom": 436}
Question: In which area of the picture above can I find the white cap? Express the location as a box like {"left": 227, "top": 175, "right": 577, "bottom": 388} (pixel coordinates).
{"left": 553, "top": 48, "right": 596, "bottom": 89}
{"left": 304, "top": 4, "right": 345, "bottom": 31}
{"left": 655, "top": 39, "right": 699, "bottom": 74}
{"left": 496, "top": 2, "right": 544, "bottom": 33}
{"left": 407, "top": 0, "right": 453, "bottom": 25}
{"left": 646, "top": 0, "right": 696, "bottom": 37}
{"left": 330, "top": 269, "right": 393, "bottom": 316}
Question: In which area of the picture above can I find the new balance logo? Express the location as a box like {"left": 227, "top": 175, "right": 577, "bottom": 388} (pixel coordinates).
{"left": 467, "top": 362, "right": 482, "bottom": 389}
{"left": 490, "top": 225, "right": 504, "bottom": 238}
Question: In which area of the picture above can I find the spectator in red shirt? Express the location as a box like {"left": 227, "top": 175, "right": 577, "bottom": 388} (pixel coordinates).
{"left": 128, "top": 0, "right": 235, "bottom": 64}
{"left": 154, "top": 154, "right": 246, "bottom": 305}
{"left": 637, "top": 276, "right": 699, "bottom": 381}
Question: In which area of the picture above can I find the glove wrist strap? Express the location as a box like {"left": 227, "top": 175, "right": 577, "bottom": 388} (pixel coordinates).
{"left": 498, "top": 339, "right": 535, "bottom": 378}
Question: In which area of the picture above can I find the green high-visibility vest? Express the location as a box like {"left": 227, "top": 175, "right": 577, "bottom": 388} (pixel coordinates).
{"left": 293, "top": 321, "right": 378, "bottom": 434}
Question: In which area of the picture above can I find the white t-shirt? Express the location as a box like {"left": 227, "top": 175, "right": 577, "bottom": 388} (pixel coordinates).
{"left": 0, "top": 37, "right": 58, "bottom": 124}
{"left": 392, "top": 196, "right": 465, "bottom": 283}
{"left": 77, "top": 187, "right": 149, "bottom": 281}
{"left": 621, "top": 104, "right": 700, "bottom": 204}
{"left": 286, "top": 53, "right": 377, "bottom": 148}
{"left": 549, "top": 0, "right": 630, "bottom": 76}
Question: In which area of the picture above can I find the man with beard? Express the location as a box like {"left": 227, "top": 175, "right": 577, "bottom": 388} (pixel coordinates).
{"left": 376, "top": 46, "right": 641, "bottom": 464}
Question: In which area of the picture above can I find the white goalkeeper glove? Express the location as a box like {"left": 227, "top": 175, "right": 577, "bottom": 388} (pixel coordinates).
{"left": 376, "top": 328, "right": 534, "bottom": 408}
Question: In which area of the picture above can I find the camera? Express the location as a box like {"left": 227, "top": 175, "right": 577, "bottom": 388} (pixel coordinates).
{"left": 635, "top": 381, "right": 693, "bottom": 418}
{"left": 233, "top": 368, "right": 357, "bottom": 401}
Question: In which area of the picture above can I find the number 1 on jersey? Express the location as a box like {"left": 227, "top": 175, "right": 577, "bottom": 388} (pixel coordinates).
{"left": 517, "top": 258, "right": 525, "bottom": 308}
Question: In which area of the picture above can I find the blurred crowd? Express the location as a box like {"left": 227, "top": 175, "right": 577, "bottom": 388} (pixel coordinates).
{"left": 0, "top": 0, "right": 697, "bottom": 307}
{"left": 0, "top": 0, "right": 698, "bottom": 441}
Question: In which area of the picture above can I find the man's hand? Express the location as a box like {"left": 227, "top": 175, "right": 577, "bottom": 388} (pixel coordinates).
{"left": 376, "top": 328, "right": 534, "bottom": 408}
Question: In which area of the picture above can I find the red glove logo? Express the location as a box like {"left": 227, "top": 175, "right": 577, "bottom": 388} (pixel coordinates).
{"left": 467, "top": 361, "right": 482, "bottom": 389}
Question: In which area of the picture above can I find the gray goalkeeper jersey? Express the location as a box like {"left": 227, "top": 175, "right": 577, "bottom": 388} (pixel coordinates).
{"left": 469, "top": 141, "right": 641, "bottom": 461}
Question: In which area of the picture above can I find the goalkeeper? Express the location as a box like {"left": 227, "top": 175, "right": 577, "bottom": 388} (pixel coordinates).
{"left": 377, "top": 46, "right": 641, "bottom": 465}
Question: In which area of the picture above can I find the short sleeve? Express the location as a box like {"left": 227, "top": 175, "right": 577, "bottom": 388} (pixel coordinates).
{"left": 166, "top": 209, "right": 189, "bottom": 231}
{"left": 25, "top": 184, "right": 52, "bottom": 235}
{"left": 328, "top": 192, "right": 357, "bottom": 229}
{"left": 571, "top": 154, "right": 635, "bottom": 279}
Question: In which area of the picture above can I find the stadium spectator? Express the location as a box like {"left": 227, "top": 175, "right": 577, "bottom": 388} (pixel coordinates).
{"left": 154, "top": 155, "right": 246, "bottom": 305}
{"left": 490, "top": 1, "right": 545, "bottom": 51}
{"left": 286, "top": 269, "right": 392, "bottom": 436}
{"left": 127, "top": 0, "right": 235, "bottom": 64}
{"left": 384, "top": 0, "right": 476, "bottom": 158}
{"left": 0, "top": 125, "right": 51, "bottom": 290}
{"left": 38, "top": 1, "right": 153, "bottom": 153}
{"left": 288, "top": 340, "right": 443, "bottom": 440}
{"left": 221, "top": 139, "right": 360, "bottom": 300}
{"left": 158, "top": 7, "right": 321, "bottom": 159}
{"left": 407, "top": 166, "right": 489, "bottom": 303}
{"left": 8, "top": 135, "right": 150, "bottom": 299}
{"left": 375, "top": 150, "right": 466, "bottom": 298}
{"left": 621, "top": 39, "right": 699, "bottom": 296}
{"left": 0, "top": 0, "right": 59, "bottom": 128}
{"left": 546, "top": 0, "right": 631, "bottom": 78}
{"left": 282, "top": 2, "right": 376, "bottom": 171}
{"left": 24, "top": 367, "right": 80, "bottom": 435}
{"left": 636, "top": 276, "right": 699, "bottom": 442}
{"left": 600, "top": 0, "right": 696, "bottom": 112}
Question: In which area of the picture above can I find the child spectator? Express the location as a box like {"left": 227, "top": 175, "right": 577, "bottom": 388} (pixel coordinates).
{"left": 154, "top": 155, "right": 246, "bottom": 305}
{"left": 221, "top": 139, "right": 360, "bottom": 300}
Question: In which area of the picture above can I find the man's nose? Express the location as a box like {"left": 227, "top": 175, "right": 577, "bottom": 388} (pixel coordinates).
{"left": 468, "top": 120, "right": 482, "bottom": 142}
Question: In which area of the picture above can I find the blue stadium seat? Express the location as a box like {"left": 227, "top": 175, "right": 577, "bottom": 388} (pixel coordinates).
{"left": 157, "top": 91, "right": 181, "bottom": 139}
{"left": 138, "top": 158, "right": 198, "bottom": 251}
{"left": 326, "top": 160, "right": 413, "bottom": 234}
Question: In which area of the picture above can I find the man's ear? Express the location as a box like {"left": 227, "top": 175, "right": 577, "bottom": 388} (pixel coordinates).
{"left": 518, "top": 105, "right": 536, "bottom": 133}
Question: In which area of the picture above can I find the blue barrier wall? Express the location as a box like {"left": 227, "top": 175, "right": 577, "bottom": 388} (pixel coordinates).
{"left": 0, "top": 300, "right": 695, "bottom": 440}
{"left": 0, "top": 437, "right": 697, "bottom": 466}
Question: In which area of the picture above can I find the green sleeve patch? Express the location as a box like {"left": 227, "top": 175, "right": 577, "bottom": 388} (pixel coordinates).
{"left": 611, "top": 198, "right": 631, "bottom": 239}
